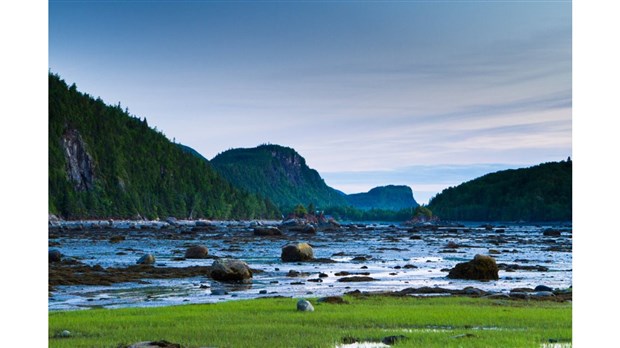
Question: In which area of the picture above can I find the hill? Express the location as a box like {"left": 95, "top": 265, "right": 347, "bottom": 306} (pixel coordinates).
{"left": 346, "top": 185, "right": 419, "bottom": 211}
{"left": 211, "top": 145, "right": 348, "bottom": 211}
{"left": 427, "top": 160, "right": 572, "bottom": 222}
{"left": 48, "top": 73, "right": 280, "bottom": 220}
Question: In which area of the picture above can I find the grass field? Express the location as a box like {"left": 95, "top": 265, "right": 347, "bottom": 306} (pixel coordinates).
{"left": 49, "top": 295, "right": 571, "bottom": 348}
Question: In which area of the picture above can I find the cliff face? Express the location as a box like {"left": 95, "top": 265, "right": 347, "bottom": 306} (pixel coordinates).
{"left": 61, "top": 129, "right": 95, "bottom": 191}
{"left": 211, "top": 144, "right": 348, "bottom": 210}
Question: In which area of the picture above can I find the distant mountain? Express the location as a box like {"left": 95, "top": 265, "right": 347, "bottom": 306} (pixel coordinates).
{"left": 346, "top": 185, "right": 419, "bottom": 211}
{"left": 427, "top": 160, "right": 572, "bottom": 222}
{"left": 177, "top": 144, "right": 209, "bottom": 162}
{"left": 211, "top": 144, "right": 348, "bottom": 211}
{"left": 49, "top": 73, "right": 280, "bottom": 220}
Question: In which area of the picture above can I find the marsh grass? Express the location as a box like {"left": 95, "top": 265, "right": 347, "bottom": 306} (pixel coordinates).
{"left": 49, "top": 296, "right": 571, "bottom": 348}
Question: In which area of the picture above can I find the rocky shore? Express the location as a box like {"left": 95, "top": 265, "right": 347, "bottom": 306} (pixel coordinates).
{"left": 48, "top": 215, "right": 572, "bottom": 310}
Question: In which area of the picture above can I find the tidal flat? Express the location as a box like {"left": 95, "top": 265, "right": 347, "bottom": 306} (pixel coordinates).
{"left": 48, "top": 220, "right": 571, "bottom": 311}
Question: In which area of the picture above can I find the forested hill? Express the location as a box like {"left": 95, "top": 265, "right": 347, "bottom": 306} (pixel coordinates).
{"left": 49, "top": 73, "right": 280, "bottom": 220}
{"left": 427, "top": 160, "right": 572, "bottom": 222}
{"left": 346, "top": 185, "right": 419, "bottom": 211}
{"left": 211, "top": 145, "right": 348, "bottom": 211}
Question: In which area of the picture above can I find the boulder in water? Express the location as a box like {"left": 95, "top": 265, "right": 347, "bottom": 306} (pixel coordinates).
{"left": 184, "top": 245, "right": 209, "bottom": 259}
{"left": 447, "top": 254, "right": 499, "bottom": 281}
{"left": 211, "top": 258, "right": 253, "bottom": 283}
{"left": 281, "top": 243, "right": 314, "bottom": 262}
{"left": 137, "top": 254, "right": 155, "bottom": 265}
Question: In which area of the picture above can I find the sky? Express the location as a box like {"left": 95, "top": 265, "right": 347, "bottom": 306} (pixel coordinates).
{"left": 48, "top": 0, "right": 572, "bottom": 204}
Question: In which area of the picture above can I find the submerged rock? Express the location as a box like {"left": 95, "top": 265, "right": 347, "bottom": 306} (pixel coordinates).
{"left": 136, "top": 254, "right": 155, "bottom": 265}
{"left": 337, "top": 276, "right": 377, "bottom": 282}
{"left": 534, "top": 285, "right": 554, "bottom": 292}
{"left": 211, "top": 258, "right": 252, "bottom": 283}
{"left": 447, "top": 254, "right": 499, "bottom": 281}
{"left": 281, "top": 243, "right": 314, "bottom": 262}
{"left": 253, "top": 226, "right": 283, "bottom": 236}
{"left": 128, "top": 341, "right": 181, "bottom": 348}
{"left": 49, "top": 249, "right": 63, "bottom": 263}
{"left": 184, "top": 245, "right": 209, "bottom": 259}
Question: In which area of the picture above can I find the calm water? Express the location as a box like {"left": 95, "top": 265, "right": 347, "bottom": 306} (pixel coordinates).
{"left": 48, "top": 221, "right": 572, "bottom": 310}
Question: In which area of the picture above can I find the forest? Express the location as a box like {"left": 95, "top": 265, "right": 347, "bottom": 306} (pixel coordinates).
{"left": 49, "top": 73, "right": 280, "bottom": 220}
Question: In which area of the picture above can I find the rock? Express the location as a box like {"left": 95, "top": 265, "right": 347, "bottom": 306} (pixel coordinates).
{"left": 259, "top": 290, "right": 268, "bottom": 294}
{"left": 281, "top": 243, "right": 314, "bottom": 262}
{"left": 286, "top": 270, "right": 307, "bottom": 277}
{"left": 318, "top": 272, "right": 328, "bottom": 278}
{"left": 211, "top": 258, "right": 253, "bottom": 283}
{"left": 318, "top": 296, "right": 348, "bottom": 304}
{"left": 510, "top": 292, "right": 530, "bottom": 299}
{"left": 128, "top": 340, "right": 181, "bottom": 348}
{"left": 533, "top": 291, "right": 555, "bottom": 297}
{"left": 253, "top": 226, "right": 283, "bottom": 236}
{"left": 301, "top": 224, "right": 316, "bottom": 234}
{"left": 403, "top": 264, "right": 417, "bottom": 269}
{"left": 337, "top": 276, "right": 377, "bottom": 282}
{"left": 62, "top": 129, "right": 95, "bottom": 191}
{"left": 58, "top": 330, "right": 71, "bottom": 338}
{"left": 382, "top": 335, "right": 407, "bottom": 345}
{"left": 211, "top": 289, "right": 228, "bottom": 295}
{"left": 195, "top": 220, "right": 212, "bottom": 227}
{"left": 484, "top": 293, "right": 510, "bottom": 299}
{"left": 137, "top": 254, "right": 155, "bottom": 265}
{"left": 534, "top": 285, "right": 554, "bottom": 292}
{"left": 297, "top": 299, "right": 314, "bottom": 312}
{"left": 184, "top": 245, "right": 209, "bottom": 259}
{"left": 463, "top": 287, "right": 486, "bottom": 296}
{"left": 109, "top": 235, "right": 125, "bottom": 243}
{"left": 543, "top": 229, "right": 562, "bottom": 237}
{"left": 447, "top": 254, "right": 499, "bottom": 281}
{"left": 49, "top": 249, "right": 63, "bottom": 263}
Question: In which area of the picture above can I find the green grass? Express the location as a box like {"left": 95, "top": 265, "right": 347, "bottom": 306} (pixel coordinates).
{"left": 49, "top": 296, "right": 571, "bottom": 348}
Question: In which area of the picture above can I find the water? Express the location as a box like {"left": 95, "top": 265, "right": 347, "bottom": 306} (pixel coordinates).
{"left": 48, "top": 221, "right": 572, "bottom": 310}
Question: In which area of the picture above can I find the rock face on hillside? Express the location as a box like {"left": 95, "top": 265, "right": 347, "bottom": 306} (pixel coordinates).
{"left": 62, "top": 129, "right": 95, "bottom": 192}
{"left": 211, "top": 145, "right": 348, "bottom": 210}
{"left": 447, "top": 254, "right": 499, "bottom": 281}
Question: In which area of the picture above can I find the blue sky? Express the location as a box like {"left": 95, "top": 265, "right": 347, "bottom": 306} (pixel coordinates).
{"left": 49, "top": 0, "right": 571, "bottom": 204}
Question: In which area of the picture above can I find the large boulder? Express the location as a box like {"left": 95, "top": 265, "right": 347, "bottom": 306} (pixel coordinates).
{"left": 447, "top": 254, "right": 499, "bottom": 281}
{"left": 185, "top": 245, "right": 209, "bottom": 259}
{"left": 281, "top": 243, "right": 314, "bottom": 262}
{"left": 211, "top": 259, "right": 253, "bottom": 283}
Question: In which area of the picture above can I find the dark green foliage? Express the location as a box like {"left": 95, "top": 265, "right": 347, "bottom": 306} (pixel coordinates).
{"left": 323, "top": 205, "right": 414, "bottom": 222}
{"left": 48, "top": 73, "right": 280, "bottom": 220}
{"left": 346, "top": 185, "right": 419, "bottom": 211}
{"left": 428, "top": 160, "right": 572, "bottom": 222}
{"left": 211, "top": 144, "right": 348, "bottom": 212}
{"left": 413, "top": 205, "right": 433, "bottom": 219}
